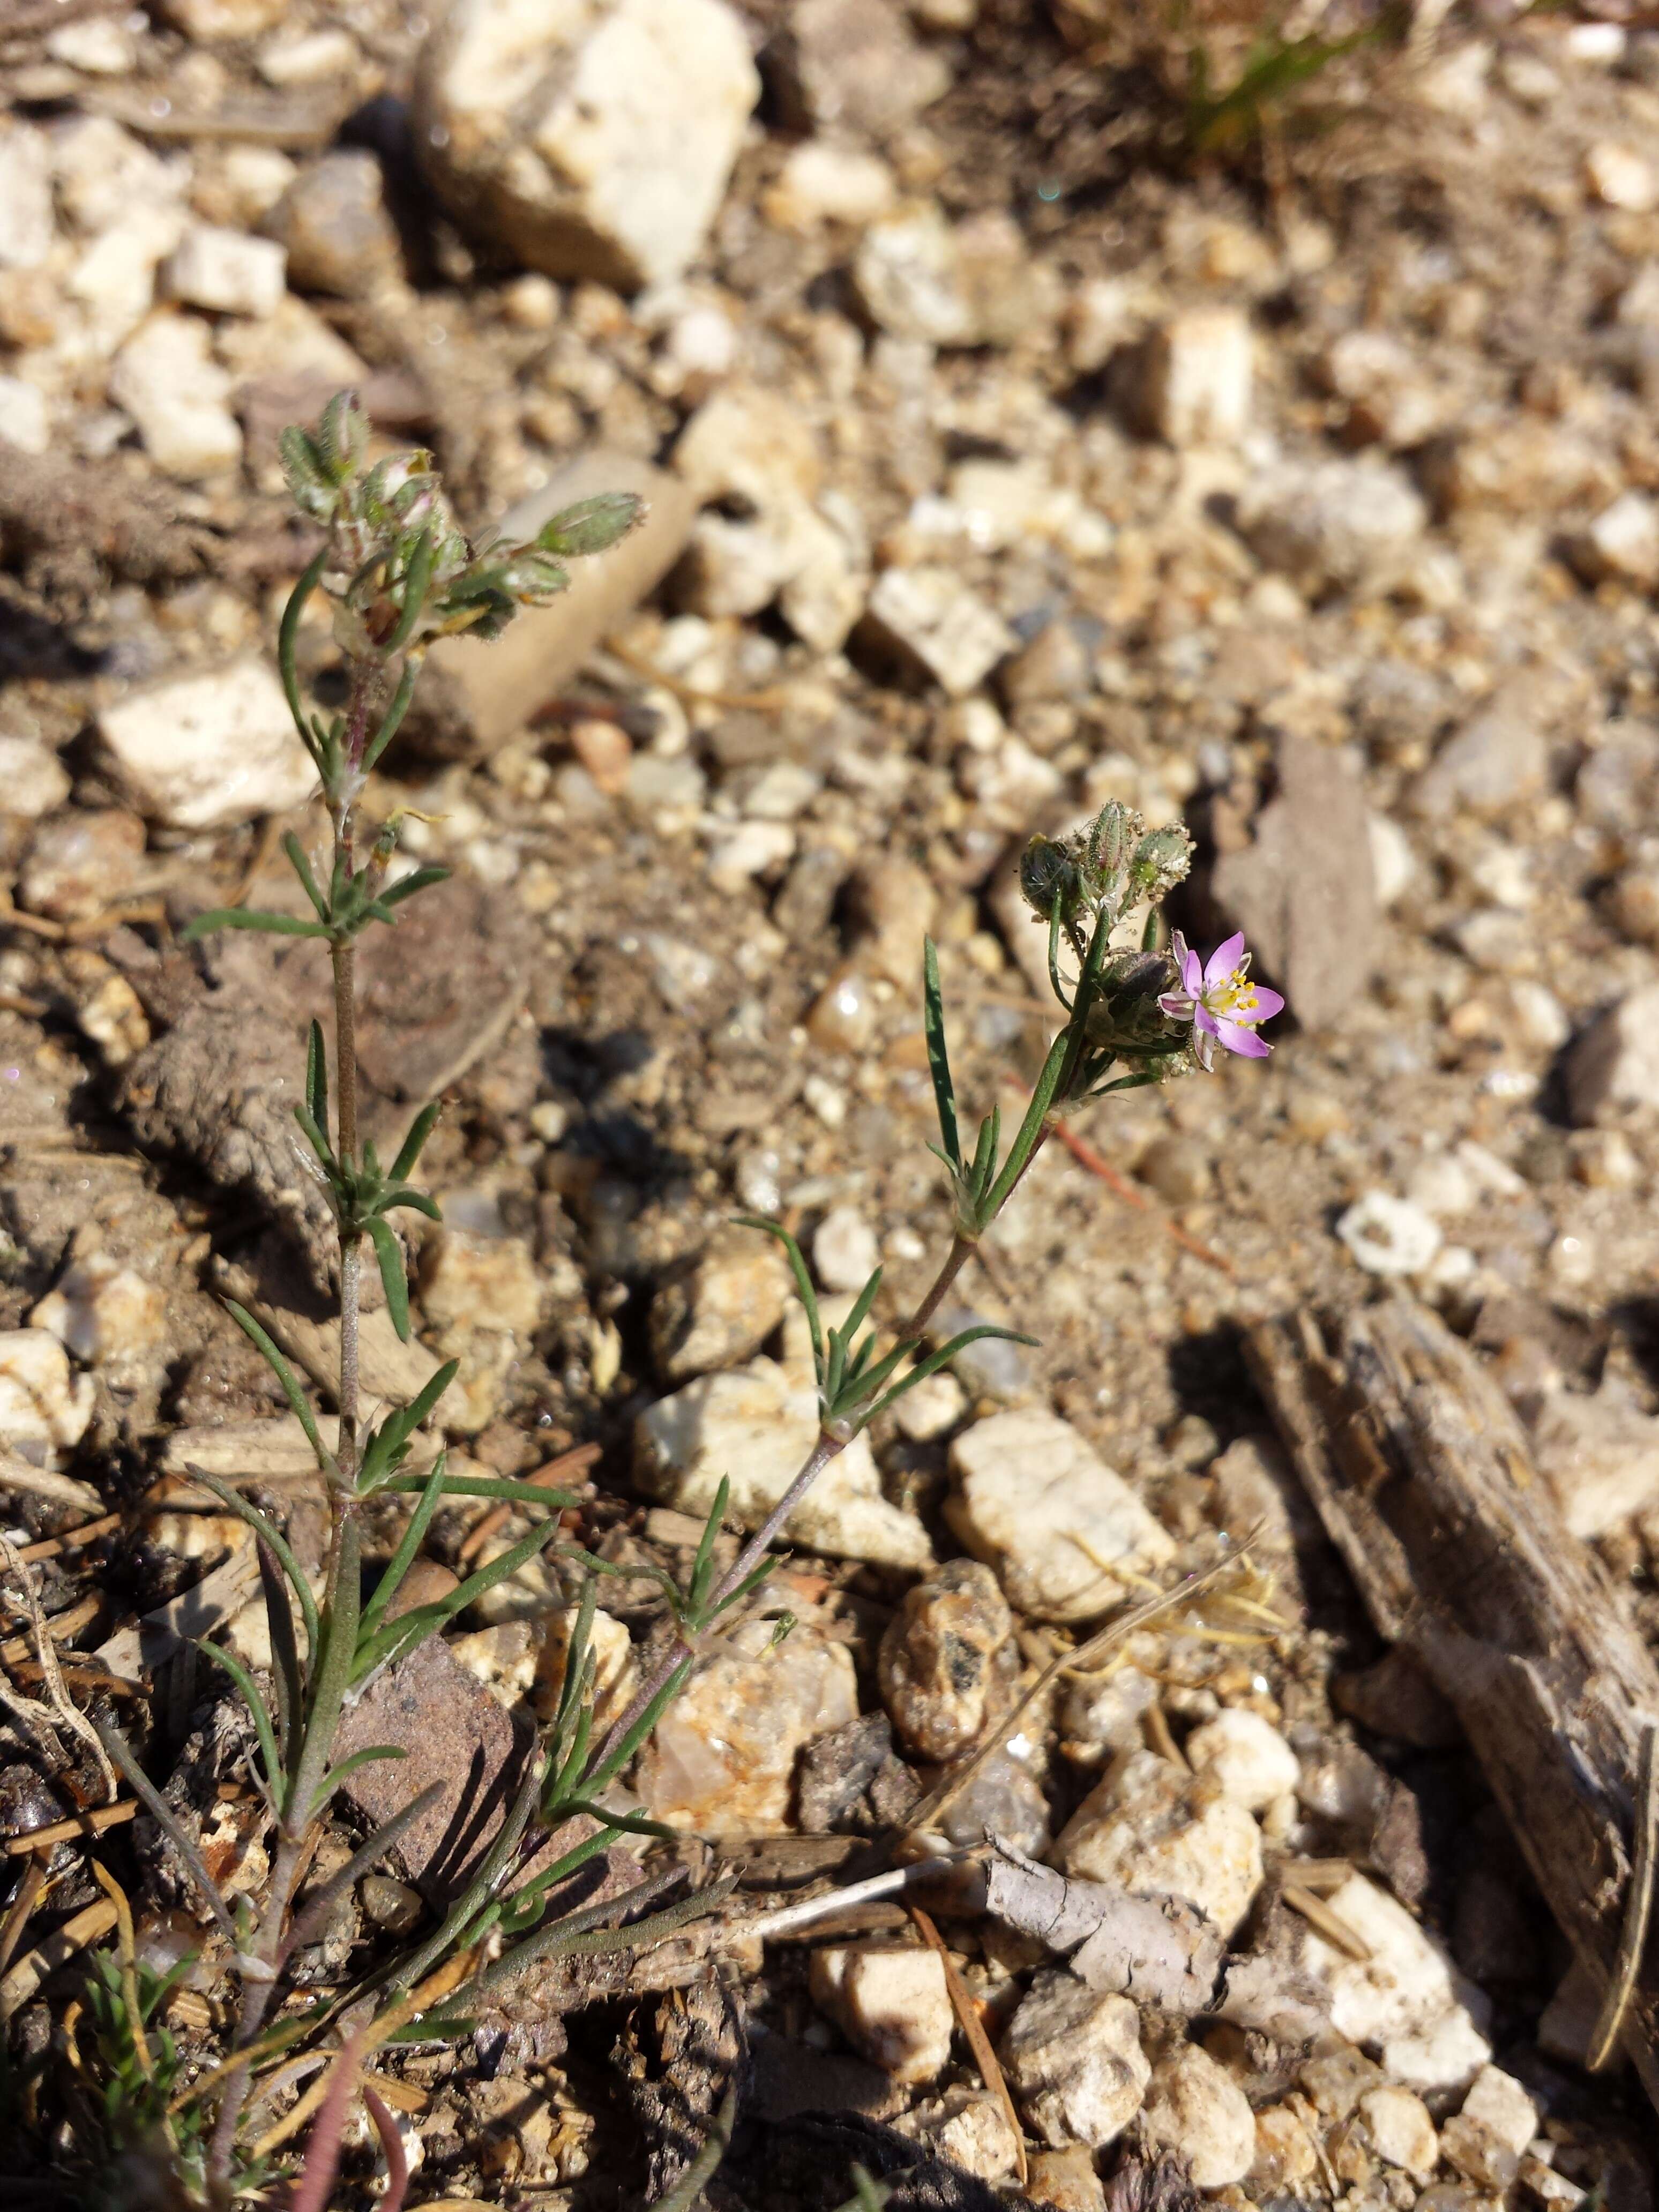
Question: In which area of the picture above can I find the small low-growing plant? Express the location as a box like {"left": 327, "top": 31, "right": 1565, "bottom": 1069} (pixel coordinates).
{"left": 55, "top": 391, "right": 1280, "bottom": 2206}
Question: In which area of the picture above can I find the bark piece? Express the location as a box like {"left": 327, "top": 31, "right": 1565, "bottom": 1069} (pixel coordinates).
{"left": 963, "top": 1840, "right": 1222, "bottom": 2015}
{"left": 1245, "top": 1299, "right": 1659, "bottom": 2117}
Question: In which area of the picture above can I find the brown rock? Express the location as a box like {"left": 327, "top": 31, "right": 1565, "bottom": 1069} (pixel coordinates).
{"left": 260, "top": 150, "right": 402, "bottom": 298}
{"left": 1210, "top": 734, "right": 1376, "bottom": 1034}
{"left": 410, "top": 451, "right": 696, "bottom": 757}
{"left": 333, "top": 1633, "right": 533, "bottom": 1900}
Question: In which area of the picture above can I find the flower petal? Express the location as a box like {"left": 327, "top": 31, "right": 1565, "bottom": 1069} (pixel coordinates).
{"left": 1170, "top": 930, "right": 1202, "bottom": 995}
{"left": 1193, "top": 1006, "right": 1221, "bottom": 1037}
{"left": 1249, "top": 984, "right": 1286, "bottom": 1021}
{"left": 1158, "top": 992, "right": 1193, "bottom": 1021}
{"left": 1204, "top": 932, "right": 1246, "bottom": 989}
{"left": 1212, "top": 1016, "right": 1271, "bottom": 1058}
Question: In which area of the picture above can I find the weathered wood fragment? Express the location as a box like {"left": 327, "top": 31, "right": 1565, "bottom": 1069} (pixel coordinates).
{"left": 1246, "top": 1299, "right": 1659, "bottom": 2113}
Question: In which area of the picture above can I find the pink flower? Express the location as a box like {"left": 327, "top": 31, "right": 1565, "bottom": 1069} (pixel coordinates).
{"left": 1159, "top": 930, "right": 1284, "bottom": 1071}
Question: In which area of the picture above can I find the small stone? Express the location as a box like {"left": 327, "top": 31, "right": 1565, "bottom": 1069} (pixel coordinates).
{"left": 772, "top": 0, "right": 951, "bottom": 138}
{"left": 1415, "top": 687, "right": 1550, "bottom": 822}
{"left": 1360, "top": 2086, "right": 1439, "bottom": 2181}
{"left": 108, "top": 313, "right": 242, "bottom": 480}
{"left": 853, "top": 203, "right": 1052, "bottom": 348}
{"left": 1608, "top": 863, "right": 1659, "bottom": 946}
{"left": 1320, "top": 328, "right": 1451, "bottom": 447}
{"left": 1336, "top": 1191, "right": 1443, "bottom": 1278}
{"left": 1534, "top": 1379, "right": 1659, "bottom": 1537}
{"left": 1368, "top": 813, "right": 1417, "bottom": 908}
{"left": 1138, "top": 308, "right": 1253, "bottom": 447}
{"left": 1567, "top": 985, "right": 1659, "bottom": 1124}
{"left": 1139, "top": 2042, "right": 1256, "bottom": 2188}
{"left": 1184, "top": 1709, "right": 1299, "bottom": 1812}
{"left": 895, "top": 1370, "right": 966, "bottom": 1441}
{"left": 360, "top": 1873, "right": 423, "bottom": 1934}
{"left": 809, "top": 1941, "right": 954, "bottom": 2084}
{"left": 895, "top": 2087, "right": 1020, "bottom": 2183}
{"left": 1569, "top": 490, "right": 1659, "bottom": 586}
{"left": 1250, "top": 2104, "right": 1321, "bottom": 2191}
{"left": 1459, "top": 2065, "right": 1537, "bottom": 2156}
{"left": 813, "top": 1206, "right": 880, "bottom": 1293}
{"left": 947, "top": 1409, "right": 1175, "bottom": 1623}
{"left": 649, "top": 1223, "right": 791, "bottom": 1384}
{"left": 414, "top": 0, "right": 761, "bottom": 291}
{"left": 0, "top": 733, "right": 70, "bottom": 818}
{"left": 766, "top": 140, "right": 897, "bottom": 229}
{"left": 634, "top": 1615, "right": 857, "bottom": 1830}
{"left": 160, "top": 0, "right": 287, "bottom": 35}
{"left": 0, "top": 376, "right": 48, "bottom": 456}
{"left": 861, "top": 565, "right": 1017, "bottom": 697}
{"left": 1586, "top": 140, "right": 1659, "bottom": 211}
{"left": 257, "top": 27, "right": 358, "bottom": 83}
{"left": 1236, "top": 456, "right": 1426, "bottom": 594}
{"left": 163, "top": 223, "right": 287, "bottom": 317}
{"left": 998, "top": 1971, "right": 1149, "bottom": 2150}
{"left": 1440, "top": 2113, "right": 1521, "bottom": 2192}
{"left": 261, "top": 152, "right": 401, "bottom": 298}
{"left": 48, "top": 12, "right": 137, "bottom": 70}
{"left": 419, "top": 1227, "right": 542, "bottom": 1431}
{"left": 1025, "top": 2148, "right": 1107, "bottom": 2212}
{"left": 879, "top": 1558, "right": 1013, "bottom": 1762}
{"left": 1057, "top": 1748, "right": 1264, "bottom": 1938}
{"left": 30, "top": 1254, "right": 166, "bottom": 1388}
{"left": 1298, "top": 1873, "right": 1491, "bottom": 2088}
{"left": 705, "top": 819, "right": 795, "bottom": 890}
{"left": 97, "top": 658, "right": 316, "bottom": 830}
{"left": 0, "top": 121, "right": 54, "bottom": 271}
{"left": 19, "top": 808, "right": 145, "bottom": 922}
{"left": 0, "top": 1329, "right": 96, "bottom": 1453}
{"left": 1137, "top": 1134, "right": 1210, "bottom": 1206}
{"left": 52, "top": 116, "right": 184, "bottom": 240}
{"left": 636, "top": 1357, "right": 934, "bottom": 1570}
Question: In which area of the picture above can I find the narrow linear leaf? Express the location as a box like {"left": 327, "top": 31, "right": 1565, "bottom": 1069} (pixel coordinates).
{"left": 258, "top": 1537, "right": 303, "bottom": 1769}
{"left": 380, "top": 1474, "right": 584, "bottom": 1507}
{"left": 376, "top": 865, "right": 450, "bottom": 912}
{"left": 361, "top": 653, "right": 422, "bottom": 778}
{"left": 922, "top": 938, "right": 961, "bottom": 1170}
{"left": 222, "top": 1302, "right": 331, "bottom": 1478}
{"left": 384, "top": 527, "right": 435, "bottom": 656}
{"left": 94, "top": 1720, "right": 238, "bottom": 1950}
{"left": 365, "top": 1215, "right": 410, "bottom": 1342}
{"left": 358, "top": 1455, "right": 448, "bottom": 1647}
{"left": 278, "top": 542, "right": 330, "bottom": 746}
{"left": 389, "top": 1100, "right": 441, "bottom": 1185}
{"left": 282, "top": 1782, "right": 444, "bottom": 1961}
{"left": 736, "top": 1216, "right": 823, "bottom": 1384}
{"left": 195, "top": 1641, "right": 282, "bottom": 1805}
{"left": 306, "top": 1742, "right": 407, "bottom": 1824}
{"left": 304, "top": 1019, "right": 329, "bottom": 1133}
{"left": 183, "top": 908, "right": 331, "bottom": 942}
{"left": 185, "top": 1463, "right": 320, "bottom": 1660}
{"left": 285, "top": 835, "right": 330, "bottom": 925}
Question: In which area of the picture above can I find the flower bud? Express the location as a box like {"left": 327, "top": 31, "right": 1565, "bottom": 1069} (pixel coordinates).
{"left": 1019, "top": 834, "right": 1078, "bottom": 922}
{"left": 1082, "top": 801, "right": 1143, "bottom": 885}
{"left": 1127, "top": 821, "right": 1194, "bottom": 903}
